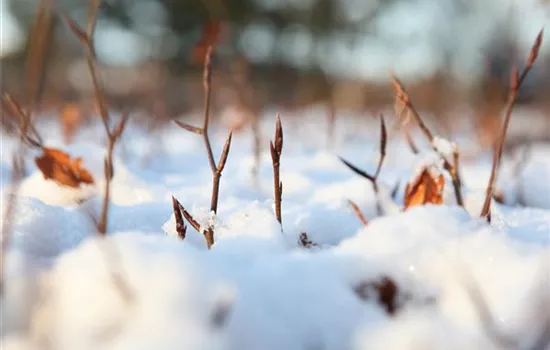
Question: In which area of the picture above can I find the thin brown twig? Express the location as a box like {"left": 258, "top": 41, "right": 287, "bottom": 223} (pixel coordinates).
{"left": 178, "top": 202, "right": 201, "bottom": 233}
{"left": 2, "top": 94, "right": 43, "bottom": 149}
{"left": 64, "top": 4, "right": 130, "bottom": 235}
{"left": 269, "top": 114, "right": 284, "bottom": 226}
{"left": 63, "top": 5, "right": 134, "bottom": 307}
{"left": 374, "top": 114, "right": 387, "bottom": 179}
{"left": 171, "top": 196, "right": 212, "bottom": 246}
{"left": 86, "top": 0, "right": 100, "bottom": 37}
{"left": 390, "top": 180, "right": 400, "bottom": 200}
{"left": 173, "top": 46, "right": 233, "bottom": 248}
{"left": 340, "top": 116, "right": 388, "bottom": 216}
{"left": 391, "top": 75, "right": 464, "bottom": 207}
{"left": 340, "top": 115, "right": 387, "bottom": 194}
{"left": 347, "top": 199, "right": 368, "bottom": 226}
{"left": 171, "top": 196, "right": 187, "bottom": 240}
{"left": 202, "top": 46, "right": 217, "bottom": 173}
{"left": 97, "top": 112, "right": 130, "bottom": 235}
{"left": 63, "top": 11, "right": 110, "bottom": 135}
{"left": 403, "top": 128, "right": 419, "bottom": 154}
{"left": 480, "top": 29, "right": 543, "bottom": 220}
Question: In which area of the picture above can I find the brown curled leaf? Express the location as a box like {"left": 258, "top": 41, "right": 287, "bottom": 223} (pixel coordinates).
{"left": 35, "top": 147, "right": 94, "bottom": 188}
{"left": 404, "top": 166, "right": 445, "bottom": 209}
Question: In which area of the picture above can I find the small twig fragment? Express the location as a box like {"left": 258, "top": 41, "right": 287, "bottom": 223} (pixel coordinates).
{"left": 403, "top": 129, "right": 419, "bottom": 154}
{"left": 374, "top": 114, "right": 387, "bottom": 179}
{"left": 172, "top": 196, "right": 187, "bottom": 240}
{"left": 347, "top": 199, "right": 368, "bottom": 226}
{"left": 340, "top": 158, "right": 376, "bottom": 182}
{"left": 299, "top": 232, "right": 318, "bottom": 248}
{"left": 174, "top": 120, "right": 203, "bottom": 135}
{"left": 177, "top": 201, "right": 201, "bottom": 233}
{"left": 172, "top": 46, "right": 231, "bottom": 248}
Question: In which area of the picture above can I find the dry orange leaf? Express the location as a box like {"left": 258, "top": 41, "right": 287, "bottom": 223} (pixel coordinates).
{"left": 404, "top": 166, "right": 445, "bottom": 209}
{"left": 35, "top": 147, "right": 94, "bottom": 188}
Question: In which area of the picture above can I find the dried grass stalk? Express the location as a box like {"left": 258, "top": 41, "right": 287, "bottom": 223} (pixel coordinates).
{"left": 64, "top": 3, "right": 130, "bottom": 235}
{"left": 480, "top": 30, "right": 543, "bottom": 220}
{"left": 347, "top": 199, "right": 368, "bottom": 226}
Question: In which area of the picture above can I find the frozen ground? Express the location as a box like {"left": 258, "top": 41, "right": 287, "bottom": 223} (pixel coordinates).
{"left": 1, "top": 106, "right": 549, "bottom": 350}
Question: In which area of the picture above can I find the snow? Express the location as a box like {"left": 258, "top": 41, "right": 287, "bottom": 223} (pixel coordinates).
{"left": 433, "top": 135, "right": 457, "bottom": 162}
{"left": 1, "top": 106, "right": 549, "bottom": 350}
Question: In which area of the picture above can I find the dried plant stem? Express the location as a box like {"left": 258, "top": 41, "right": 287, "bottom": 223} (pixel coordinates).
{"left": 63, "top": 3, "right": 134, "bottom": 305}
{"left": 173, "top": 46, "right": 233, "bottom": 248}
{"left": 202, "top": 49, "right": 217, "bottom": 174}
{"left": 64, "top": 2, "right": 130, "bottom": 235}
{"left": 99, "top": 139, "right": 115, "bottom": 233}
{"left": 270, "top": 115, "right": 284, "bottom": 226}
{"left": 403, "top": 128, "right": 419, "bottom": 154}
{"left": 2, "top": 94, "right": 43, "bottom": 149}
{"left": 340, "top": 115, "right": 387, "bottom": 213}
{"left": 348, "top": 199, "right": 368, "bottom": 226}
{"left": 391, "top": 75, "right": 464, "bottom": 207}
{"left": 449, "top": 148, "right": 463, "bottom": 206}
{"left": 480, "top": 29, "right": 543, "bottom": 220}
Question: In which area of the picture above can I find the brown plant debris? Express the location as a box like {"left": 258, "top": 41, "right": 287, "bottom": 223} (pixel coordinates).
{"left": 354, "top": 275, "right": 436, "bottom": 316}
{"left": 35, "top": 147, "right": 94, "bottom": 188}
{"left": 299, "top": 232, "right": 318, "bottom": 248}
{"left": 404, "top": 166, "right": 445, "bottom": 209}
{"left": 403, "top": 128, "right": 419, "bottom": 155}
{"left": 354, "top": 276, "right": 400, "bottom": 315}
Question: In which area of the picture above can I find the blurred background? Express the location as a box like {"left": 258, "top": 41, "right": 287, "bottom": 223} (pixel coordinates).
{"left": 1, "top": 0, "right": 549, "bottom": 138}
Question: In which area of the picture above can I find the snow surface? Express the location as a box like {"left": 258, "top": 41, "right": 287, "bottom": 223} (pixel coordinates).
{"left": 1, "top": 106, "right": 549, "bottom": 350}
